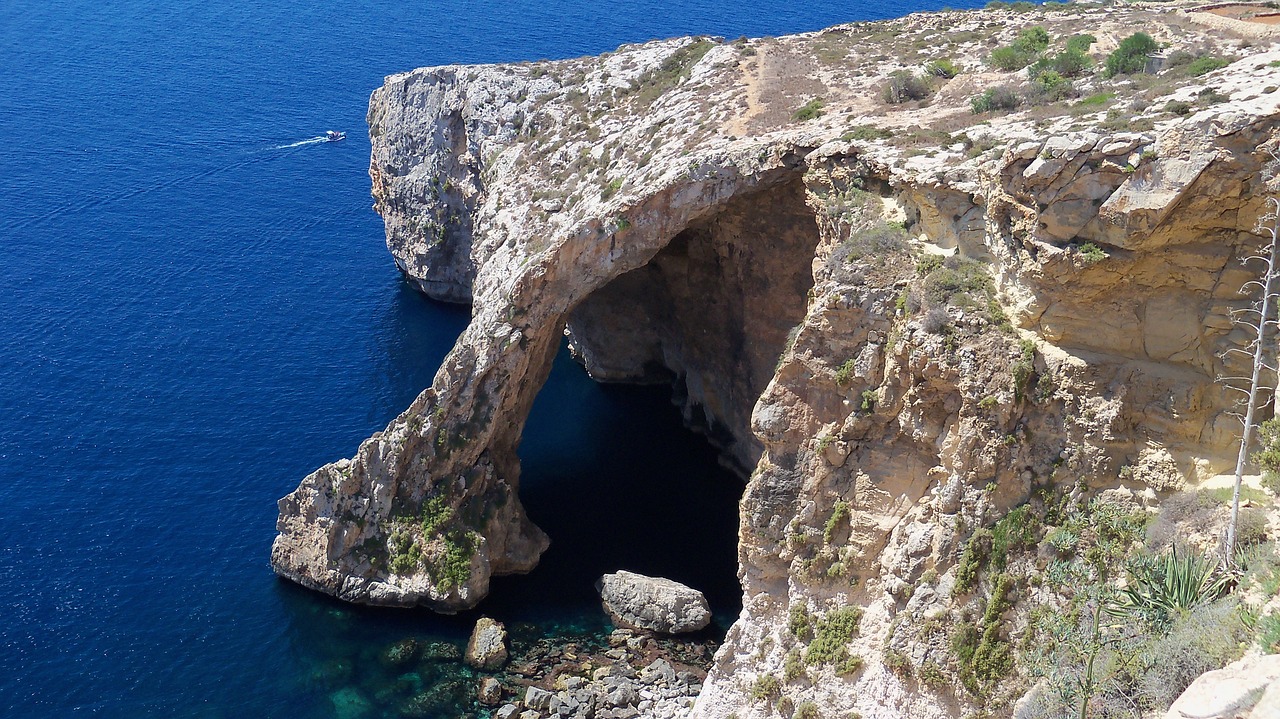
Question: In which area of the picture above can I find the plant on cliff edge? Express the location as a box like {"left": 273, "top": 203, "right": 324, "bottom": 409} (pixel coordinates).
{"left": 1220, "top": 188, "right": 1280, "bottom": 560}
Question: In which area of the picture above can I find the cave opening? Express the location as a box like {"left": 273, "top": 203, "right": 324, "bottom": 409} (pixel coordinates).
{"left": 483, "top": 175, "right": 821, "bottom": 631}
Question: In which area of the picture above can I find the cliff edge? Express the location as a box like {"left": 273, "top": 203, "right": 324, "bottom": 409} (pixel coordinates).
{"left": 272, "top": 4, "right": 1280, "bottom": 716}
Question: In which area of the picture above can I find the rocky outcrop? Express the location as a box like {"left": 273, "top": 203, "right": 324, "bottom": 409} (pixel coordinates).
{"left": 272, "top": 4, "right": 1280, "bottom": 717}
{"left": 1164, "top": 654, "right": 1280, "bottom": 719}
{"left": 598, "top": 571, "right": 712, "bottom": 635}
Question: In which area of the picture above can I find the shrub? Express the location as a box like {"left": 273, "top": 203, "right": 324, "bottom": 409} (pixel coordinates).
{"left": 1014, "top": 26, "right": 1050, "bottom": 53}
{"left": 805, "top": 607, "right": 864, "bottom": 668}
{"left": 631, "top": 39, "right": 717, "bottom": 105}
{"left": 1065, "top": 33, "right": 1096, "bottom": 54}
{"left": 1164, "top": 100, "right": 1193, "bottom": 116}
{"left": 1030, "top": 69, "right": 1073, "bottom": 101}
{"left": 826, "top": 222, "right": 909, "bottom": 275}
{"left": 883, "top": 648, "right": 913, "bottom": 677}
{"left": 1186, "top": 56, "right": 1230, "bottom": 77}
{"left": 922, "top": 306, "right": 950, "bottom": 334}
{"left": 989, "top": 46, "right": 1034, "bottom": 72}
{"left": 1077, "top": 242, "right": 1106, "bottom": 264}
{"left": 882, "top": 70, "right": 931, "bottom": 104}
{"left": 955, "top": 528, "right": 992, "bottom": 594}
{"left": 834, "top": 359, "right": 856, "bottom": 387}
{"left": 793, "top": 98, "right": 825, "bottom": 121}
{"left": 1253, "top": 418, "right": 1280, "bottom": 475}
{"left": 1011, "top": 339, "right": 1036, "bottom": 402}
{"left": 793, "top": 701, "right": 820, "bottom": 719}
{"left": 750, "top": 674, "right": 780, "bottom": 701}
{"left": 1032, "top": 48, "right": 1093, "bottom": 78}
{"left": 1105, "top": 32, "right": 1157, "bottom": 77}
{"left": 1135, "top": 600, "right": 1248, "bottom": 708}
{"left": 789, "top": 604, "right": 814, "bottom": 641}
{"left": 843, "top": 124, "right": 893, "bottom": 141}
{"left": 784, "top": 648, "right": 805, "bottom": 681}
{"left": 926, "top": 58, "right": 960, "bottom": 78}
{"left": 922, "top": 256, "right": 993, "bottom": 305}
{"left": 1261, "top": 612, "right": 1280, "bottom": 653}
{"left": 971, "top": 85, "right": 1021, "bottom": 114}
{"left": 824, "top": 500, "right": 851, "bottom": 543}
{"left": 600, "top": 177, "right": 624, "bottom": 199}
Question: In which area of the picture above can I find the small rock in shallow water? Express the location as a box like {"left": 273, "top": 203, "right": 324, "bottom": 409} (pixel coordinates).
{"left": 465, "top": 617, "right": 509, "bottom": 670}
{"left": 477, "top": 676, "right": 503, "bottom": 705}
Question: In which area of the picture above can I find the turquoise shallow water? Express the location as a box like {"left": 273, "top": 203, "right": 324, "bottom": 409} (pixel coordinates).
{"left": 0, "top": 0, "right": 984, "bottom": 715}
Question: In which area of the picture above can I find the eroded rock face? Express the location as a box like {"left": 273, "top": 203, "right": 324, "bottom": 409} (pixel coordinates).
{"left": 273, "top": 5, "right": 1280, "bottom": 717}
{"left": 598, "top": 571, "right": 712, "bottom": 635}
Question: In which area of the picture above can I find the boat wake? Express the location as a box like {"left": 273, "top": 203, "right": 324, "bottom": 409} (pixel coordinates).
{"left": 274, "top": 136, "right": 329, "bottom": 149}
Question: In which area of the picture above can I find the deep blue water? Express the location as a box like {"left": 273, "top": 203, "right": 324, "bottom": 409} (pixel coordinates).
{"left": 0, "top": 1, "right": 983, "bottom": 716}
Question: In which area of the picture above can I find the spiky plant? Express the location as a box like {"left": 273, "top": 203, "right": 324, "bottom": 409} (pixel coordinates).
{"left": 1107, "top": 549, "right": 1233, "bottom": 628}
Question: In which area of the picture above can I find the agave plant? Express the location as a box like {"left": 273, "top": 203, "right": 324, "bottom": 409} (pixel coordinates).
{"left": 1106, "top": 548, "right": 1234, "bottom": 628}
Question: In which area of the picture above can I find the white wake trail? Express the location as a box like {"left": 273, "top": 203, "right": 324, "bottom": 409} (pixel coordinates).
{"left": 274, "top": 136, "right": 328, "bottom": 149}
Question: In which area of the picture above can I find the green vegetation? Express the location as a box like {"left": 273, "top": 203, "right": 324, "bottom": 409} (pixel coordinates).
{"left": 824, "top": 501, "right": 852, "bottom": 544}
{"left": 1077, "top": 91, "right": 1113, "bottom": 108}
{"left": 600, "top": 177, "right": 624, "bottom": 200}
{"left": 971, "top": 85, "right": 1020, "bottom": 114}
{"left": 1030, "top": 69, "right": 1073, "bottom": 102}
{"left": 1186, "top": 56, "right": 1230, "bottom": 77}
{"left": 793, "top": 702, "right": 819, "bottom": 719}
{"left": 1104, "top": 32, "right": 1157, "bottom": 78}
{"left": 789, "top": 604, "right": 814, "bottom": 642}
{"left": 793, "top": 98, "right": 826, "bottom": 122}
{"left": 750, "top": 674, "right": 780, "bottom": 701}
{"left": 882, "top": 70, "right": 931, "bottom": 104}
{"left": 988, "top": 25, "right": 1050, "bottom": 71}
{"left": 1065, "top": 33, "right": 1096, "bottom": 54}
{"left": 842, "top": 125, "right": 893, "bottom": 142}
{"left": 1011, "top": 339, "right": 1036, "bottom": 403}
{"left": 883, "top": 648, "right": 913, "bottom": 677}
{"left": 826, "top": 221, "right": 910, "bottom": 278}
{"left": 834, "top": 359, "right": 856, "bottom": 387}
{"left": 804, "top": 607, "right": 864, "bottom": 674}
{"left": 922, "top": 257, "right": 992, "bottom": 305}
{"left": 925, "top": 58, "right": 959, "bottom": 79}
{"left": 1077, "top": 242, "right": 1106, "bottom": 264}
{"left": 631, "top": 39, "right": 717, "bottom": 105}
{"left": 1108, "top": 549, "right": 1231, "bottom": 628}
{"left": 860, "top": 389, "right": 878, "bottom": 413}
{"left": 1254, "top": 418, "right": 1280, "bottom": 494}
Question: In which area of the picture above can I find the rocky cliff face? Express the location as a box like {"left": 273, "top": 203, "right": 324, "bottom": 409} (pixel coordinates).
{"left": 273, "top": 4, "right": 1280, "bottom": 716}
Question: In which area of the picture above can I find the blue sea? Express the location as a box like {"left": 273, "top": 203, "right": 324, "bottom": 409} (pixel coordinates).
{"left": 0, "top": 1, "right": 983, "bottom": 716}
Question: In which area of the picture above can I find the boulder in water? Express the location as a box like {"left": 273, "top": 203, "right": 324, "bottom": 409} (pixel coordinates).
{"left": 465, "top": 616, "right": 509, "bottom": 670}
{"left": 596, "top": 571, "right": 711, "bottom": 634}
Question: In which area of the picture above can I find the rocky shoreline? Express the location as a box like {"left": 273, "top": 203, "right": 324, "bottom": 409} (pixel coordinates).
{"left": 493, "top": 628, "right": 714, "bottom": 719}
{"left": 319, "top": 622, "right": 718, "bottom": 719}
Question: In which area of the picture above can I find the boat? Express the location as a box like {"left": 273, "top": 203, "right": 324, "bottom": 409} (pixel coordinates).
{"left": 325, "top": 130, "right": 346, "bottom": 142}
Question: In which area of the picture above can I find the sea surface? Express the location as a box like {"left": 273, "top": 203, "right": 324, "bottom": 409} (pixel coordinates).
{"left": 0, "top": 1, "right": 983, "bottom": 716}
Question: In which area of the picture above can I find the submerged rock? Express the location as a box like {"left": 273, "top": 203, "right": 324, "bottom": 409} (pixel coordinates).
{"left": 597, "top": 571, "right": 711, "bottom": 635}
{"left": 329, "top": 686, "right": 373, "bottom": 719}
{"left": 379, "top": 638, "right": 420, "bottom": 668}
{"left": 465, "top": 616, "right": 509, "bottom": 669}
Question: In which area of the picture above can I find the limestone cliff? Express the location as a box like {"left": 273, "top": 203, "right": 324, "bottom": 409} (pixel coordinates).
{"left": 273, "top": 4, "right": 1280, "bottom": 716}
